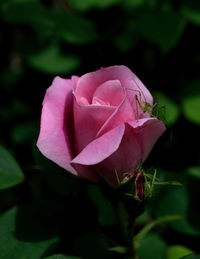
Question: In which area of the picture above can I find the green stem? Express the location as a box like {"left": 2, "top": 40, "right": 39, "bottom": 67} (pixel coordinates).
{"left": 114, "top": 201, "right": 137, "bottom": 258}
{"left": 115, "top": 201, "right": 129, "bottom": 240}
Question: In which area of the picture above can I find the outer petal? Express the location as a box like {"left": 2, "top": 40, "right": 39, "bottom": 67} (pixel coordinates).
{"left": 37, "top": 76, "right": 76, "bottom": 174}
{"left": 128, "top": 118, "right": 166, "bottom": 161}
{"left": 96, "top": 118, "right": 166, "bottom": 185}
{"left": 96, "top": 124, "right": 143, "bottom": 185}
{"left": 71, "top": 124, "right": 125, "bottom": 165}
{"left": 70, "top": 164, "right": 98, "bottom": 182}
{"left": 75, "top": 65, "right": 152, "bottom": 105}
{"left": 71, "top": 75, "right": 79, "bottom": 91}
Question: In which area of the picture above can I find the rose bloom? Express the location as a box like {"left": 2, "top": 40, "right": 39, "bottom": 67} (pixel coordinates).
{"left": 37, "top": 65, "right": 166, "bottom": 185}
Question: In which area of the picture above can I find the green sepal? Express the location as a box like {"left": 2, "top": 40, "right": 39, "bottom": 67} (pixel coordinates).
{"left": 154, "top": 180, "right": 183, "bottom": 186}
{"left": 143, "top": 169, "right": 156, "bottom": 201}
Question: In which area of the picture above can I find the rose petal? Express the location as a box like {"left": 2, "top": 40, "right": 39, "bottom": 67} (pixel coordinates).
{"left": 37, "top": 76, "right": 76, "bottom": 174}
{"left": 71, "top": 75, "right": 79, "bottom": 91}
{"left": 92, "top": 96, "right": 110, "bottom": 106}
{"left": 75, "top": 65, "right": 152, "bottom": 107}
{"left": 96, "top": 118, "right": 166, "bottom": 185}
{"left": 70, "top": 163, "right": 98, "bottom": 182}
{"left": 73, "top": 98, "right": 115, "bottom": 152}
{"left": 71, "top": 124, "right": 125, "bottom": 165}
{"left": 96, "top": 123, "right": 142, "bottom": 185}
{"left": 128, "top": 117, "right": 166, "bottom": 161}
{"left": 97, "top": 95, "right": 134, "bottom": 137}
{"left": 92, "top": 80, "right": 124, "bottom": 106}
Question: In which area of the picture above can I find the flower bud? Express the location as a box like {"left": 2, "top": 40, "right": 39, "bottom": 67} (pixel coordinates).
{"left": 135, "top": 172, "right": 144, "bottom": 201}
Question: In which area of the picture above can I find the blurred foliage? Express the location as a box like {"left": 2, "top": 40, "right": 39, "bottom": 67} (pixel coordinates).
{"left": 0, "top": 146, "right": 24, "bottom": 190}
{"left": 137, "top": 232, "right": 167, "bottom": 259}
{"left": 0, "top": 207, "right": 58, "bottom": 259}
{"left": 1, "top": 0, "right": 200, "bottom": 258}
{"left": 44, "top": 256, "right": 81, "bottom": 259}
{"left": 153, "top": 91, "right": 180, "bottom": 126}
{"left": 180, "top": 256, "right": 200, "bottom": 259}
{"left": 181, "top": 80, "right": 200, "bottom": 125}
{"left": 166, "top": 245, "right": 193, "bottom": 259}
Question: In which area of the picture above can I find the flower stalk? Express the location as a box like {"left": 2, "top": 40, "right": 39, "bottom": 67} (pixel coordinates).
{"left": 99, "top": 169, "right": 147, "bottom": 258}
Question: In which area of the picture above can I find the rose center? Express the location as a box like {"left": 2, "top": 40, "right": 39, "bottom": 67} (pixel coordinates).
{"left": 92, "top": 96, "right": 111, "bottom": 106}
{"left": 76, "top": 79, "right": 125, "bottom": 107}
{"left": 91, "top": 79, "right": 124, "bottom": 107}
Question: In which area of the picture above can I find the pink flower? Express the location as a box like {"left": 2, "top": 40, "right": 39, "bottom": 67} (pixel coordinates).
{"left": 37, "top": 65, "right": 166, "bottom": 185}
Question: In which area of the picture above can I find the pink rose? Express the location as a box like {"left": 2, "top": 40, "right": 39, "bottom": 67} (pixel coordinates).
{"left": 37, "top": 65, "right": 166, "bottom": 185}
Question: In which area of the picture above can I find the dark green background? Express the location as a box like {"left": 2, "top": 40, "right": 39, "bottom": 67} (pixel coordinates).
{"left": 0, "top": 0, "right": 200, "bottom": 258}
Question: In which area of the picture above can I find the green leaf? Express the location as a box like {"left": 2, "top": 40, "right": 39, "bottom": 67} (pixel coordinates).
{"left": 166, "top": 245, "right": 193, "bottom": 259}
{"left": 1, "top": 2, "right": 54, "bottom": 30}
{"left": 0, "top": 145, "right": 24, "bottom": 190}
{"left": 109, "top": 246, "right": 127, "bottom": 254}
{"left": 186, "top": 166, "right": 200, "bottom": 179}
{"left": 153, "top": 91, "right": 180, "bottom": 126}
{"left": 181, "top": 80, "right": 200, "bottom": 125}
{"left": 53, "top": 11, "right": 98, "bottom": 44}
{"left": 114, "top": 24, "right": 138, "bottom": 52}
{"left": 69, "top": 0, "right": 120, "bottom": 11}
{"left": 135, "top": 210, "right": 151, "bottom": 224}
{"left": 45, "top": 254, "right": 81, "bottom": 259}
{"left": 26, "top": 44, "right": 80, "bottom": 74}
{"left": 136, "top": 233, "right": 167, "bottom": 259}
{"left": 152, "top": 185, "right": 200, "bottom": 235}
{"left": 181, "top": 0, "right": 200, "bottom": 25}
{"left": 155, "top": 169, "right": 200, "bottom": 235}
{"left": 0, "top": 207, "right": 58, "bottom": 259}
{"left": 134, "top": 214, "right": 182, "bottom": 246}
{"left": 1, "top": 2, "right": 98, "bottom": 44}
{"left": 182, "top": 96, "right": 200, "bottom": 125}
{"left": 136, "top": 8, "right": 185, "bottom": 53}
